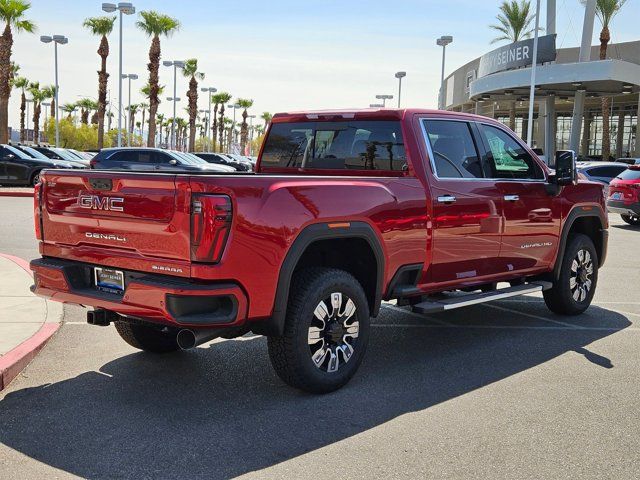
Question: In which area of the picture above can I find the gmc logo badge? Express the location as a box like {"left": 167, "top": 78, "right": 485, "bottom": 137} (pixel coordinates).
{"left": 78, "top": 195, "right": 124, "bottom": 212}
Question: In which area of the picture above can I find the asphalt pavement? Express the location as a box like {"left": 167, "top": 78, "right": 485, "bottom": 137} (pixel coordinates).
{"left": 0, "top": 196, "right": 639, "bottom": 479}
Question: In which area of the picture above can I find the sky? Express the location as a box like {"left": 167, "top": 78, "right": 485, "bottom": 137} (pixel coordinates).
{"left": 9, "top": 0, "right": 640, "bottom": 129}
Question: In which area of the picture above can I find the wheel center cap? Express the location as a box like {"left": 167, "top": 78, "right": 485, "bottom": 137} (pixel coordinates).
{"left": 326, "top": 321, "right": 344, "bottom": 343}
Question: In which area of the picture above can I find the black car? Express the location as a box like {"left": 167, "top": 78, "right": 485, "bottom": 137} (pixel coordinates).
{"left": 194, "top": 152, "right": 252, "bottom": 171}
{"left": 90, "top": 147, "right": 236, "bottom": 172}
{"left": 0, "top": 144, "right": 81, "bottom": 186}
{"left": 13, "top": 144, "right": 87, "bottom": 169}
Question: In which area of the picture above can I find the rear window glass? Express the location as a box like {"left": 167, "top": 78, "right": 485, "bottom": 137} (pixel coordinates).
{"left": 617, "top": 168, "right": 640, "bottom": 180}
{"left": 261, "top": 121, "right": 407, "bottom": 172}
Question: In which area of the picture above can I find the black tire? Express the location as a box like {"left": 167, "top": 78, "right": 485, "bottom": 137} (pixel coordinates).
{"left": 267, "top": 267, "right": 370, "bottom": 394}
{"left": 621, "top": 214, "right": 640, "bottom": 226}
{"left": 30, "top": 170, "right": 42, "bottom": 187}
{"left": 114, "top": 321, "right": 181, "bottom": 353}
{"left": 543, "top": 233, "right": 598, "bottom": 315}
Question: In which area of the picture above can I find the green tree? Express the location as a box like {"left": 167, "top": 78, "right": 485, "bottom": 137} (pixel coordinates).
{"left": 0, "top": 0, "right": 35, "bottom": 143}
{"left": 182, "top": 58, "right": 204, "bottom": 151}
{"left": 215, "top": 92, "right": 232, "bottom": 151}
{"left": 136, "top": 10, "right": 180, "bottom": 147}
{"left": 261, "top": 111, "right": 272, "bottom": 130}
{"left": 11, "top": 75, "right": 27, "bottom": 141}
{"left": 580, "top": 0, "right": 628, "bottom": 160}
{"left": 237, "top": 98, "right": 253, "bottom": 153}
{"left": 83, "top": 15, "right": 116, "bottom": 149}
{"left": 76, "top": 98, "right": 96, "bottom": 125}
{"left": 490, "top": 0, "right": 536, "bottom": 44}
{"left": 27, "top": 81, "right": 45, "bottom": 143}
{"left": 60, "top": 102, "right": 77, "bottom": 121}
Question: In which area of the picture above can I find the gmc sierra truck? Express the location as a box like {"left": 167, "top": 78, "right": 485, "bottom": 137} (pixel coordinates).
{"left": 30, "top": 109, "right": 608, "bottom": 393}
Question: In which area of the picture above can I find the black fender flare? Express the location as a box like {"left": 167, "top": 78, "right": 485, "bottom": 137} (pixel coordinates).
{"left": 259, "top": 221, "right": 385, "bottom": 337}
{"left": 553, "top": 205, "right": 607, "bottom": 280}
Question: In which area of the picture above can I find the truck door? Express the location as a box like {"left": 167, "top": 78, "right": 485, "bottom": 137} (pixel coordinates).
{"left": 476, "top": 123, "right": 561, "bottom": 273}
{"left": 421, "top": 118, "right": 503, "bottom": 287}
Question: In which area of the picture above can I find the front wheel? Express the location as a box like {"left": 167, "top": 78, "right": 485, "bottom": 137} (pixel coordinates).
{"left": 267, "top": 267, "right": 370, "bottom": 394}
{"left": 621, "top": 214, "right": 640, "bottom": 226}
{"left": 543, "top": 233, "right": 598, "bottom": 315}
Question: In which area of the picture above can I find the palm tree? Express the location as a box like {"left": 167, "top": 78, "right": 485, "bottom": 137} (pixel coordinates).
{"left": 61, "top": 102, "right": 76, "bottom": 121}
{"left": 76, "top": 98, "right": 95, "bottom": 124}
{"left": 210, "top": 92, "right": 226, "bottom": 151}
{"left": 490, "top": 1, "right": 536, "bottom": 44}
{"left": 11, "top": 75, "right": 27, "bottom": 141}
{"left": 89, "top": 100, "right": 99, "bottom": 124}
{"left": 580, "top": 0, "right": 628, "bottom": 160}
{"left": 136, "top": 10, "right": 180, "bottom": 147}
{"left": 106, "top": 110, "right": 114, "bottom": 130}
{"left": 156, "top": 112, "right": 165, "bottom": 146}
{"left": 41, "top": 84, "right": 55, "bottom": 118}
{"left": 261, "top": 111, "right": 272, "bottom": 130}
{"left": 215, "top": 92, "right": 232, "bottom": 151}
{"left": 236, "top": 98, "right": 253, "bottom": 153}
{"left": 126, "top": 103, "right": 139, "bottom": 136}
{"left": 0, "top": 0, "right": 35, "bottom": 143}
{"left": 139, "top": 101, "right": 148, "bottom": 143}
{"left": 182, "top": 58, "right": 204, "bottom": 151}
{"left": 83, "top": 15, "right": 115, "bottom": 149}
{"left": 28, "top": 81, "right": 45, "bottom": 143}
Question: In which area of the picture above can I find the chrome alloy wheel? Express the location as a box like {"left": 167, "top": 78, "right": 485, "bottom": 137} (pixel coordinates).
{"left": 570, "top": 248, "right": 594, "bottom": 302}
{"left": 307, "top": 292, "right": 359, "bottom": 373}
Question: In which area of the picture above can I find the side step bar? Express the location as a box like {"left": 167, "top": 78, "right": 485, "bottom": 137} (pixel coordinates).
{"left": 411, "top": 281, "right": 552, "bottom": 314}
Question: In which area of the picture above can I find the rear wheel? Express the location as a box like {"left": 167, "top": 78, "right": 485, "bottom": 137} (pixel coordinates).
{"left": 267, "top": 267, "right": 370, "bottom": 394}
{"left": 621, "top": 214, "right": 640, "bottom": 226}
{"left": 114, "top": 321, "right": 180, "bottom": 353}
{"left": 543, "top": 233, "right": 598, "bottom": 315}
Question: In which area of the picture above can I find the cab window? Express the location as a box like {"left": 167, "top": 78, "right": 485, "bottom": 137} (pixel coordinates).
{"left": 423, "top": 120, "right": 484, "bottom": 178}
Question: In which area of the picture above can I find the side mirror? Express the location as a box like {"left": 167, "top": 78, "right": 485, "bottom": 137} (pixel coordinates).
{"left": 554, "top": 150, "right": 577, "bottom": 186}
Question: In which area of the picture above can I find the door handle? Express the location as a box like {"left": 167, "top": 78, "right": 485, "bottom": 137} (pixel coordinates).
{"left": 437, "top": 195, "right": 457, "bottom": 204}
{"left": 504, "top": 195, "right": 520, "bottom": 202}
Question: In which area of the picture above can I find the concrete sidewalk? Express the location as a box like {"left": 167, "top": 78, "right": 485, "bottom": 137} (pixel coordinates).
{"left": 0, "top": 187, "right": 34, "bottom": 197}
{"left": 0, "top": 254, "right": 62, "bottom": 389}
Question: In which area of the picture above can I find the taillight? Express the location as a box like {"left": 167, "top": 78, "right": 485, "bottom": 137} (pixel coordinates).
{"left": 190, "top": 194, "right": 232, "bottom": 263}
{"left": 34, "top": 181, "right": 42, "bottom": 240}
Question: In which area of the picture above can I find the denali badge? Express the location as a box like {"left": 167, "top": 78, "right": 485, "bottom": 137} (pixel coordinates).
{"left": 86, "top": 232, "right": 127, "bottom": 242}
{"left": 520, "top": 242, "right": 553, "bottom": 249}
{"left": 78, "top": 194, "right": 124, "bottom": 212}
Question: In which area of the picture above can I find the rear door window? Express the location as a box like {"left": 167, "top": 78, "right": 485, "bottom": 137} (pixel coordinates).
{"left": 422, "top": 120, "right": 484, "bottom": 178}
{"left": 261, "top": 120, "right": 407, "bottom": 172}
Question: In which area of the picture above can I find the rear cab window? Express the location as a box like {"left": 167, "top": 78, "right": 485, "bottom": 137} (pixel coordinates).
{"left": 260, "top": 120, "right": 408, "bottom": 174}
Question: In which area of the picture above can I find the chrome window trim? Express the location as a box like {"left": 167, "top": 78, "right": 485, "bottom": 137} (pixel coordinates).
{"left": 419, "top": 116, "right": 549, "bottom": 183}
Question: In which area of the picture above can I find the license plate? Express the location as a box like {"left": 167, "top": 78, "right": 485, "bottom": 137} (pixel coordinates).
{"left": 94, "top": 267, "right": 125, "bottom": 294}
{"left": 611, "top": 192, "right": 623, "bottom": 200}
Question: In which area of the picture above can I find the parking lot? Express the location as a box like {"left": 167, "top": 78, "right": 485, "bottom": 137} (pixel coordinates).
{"left": 0, "top": 198, "right": 639, "bottom": 479}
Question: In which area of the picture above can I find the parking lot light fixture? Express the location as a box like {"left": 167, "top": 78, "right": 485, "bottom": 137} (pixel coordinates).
{"left": 164, "top": 61, "right": 186, "bottom": 149}
{"left": 103, "top": 2, "right": 136, "bottom": 147}
{"left": 200, "top": 86, "right": 217, "bottom": 152}
{"left": 437, "top": 35, "right": 453, "bottom": 109}
{"left": 375, "top": 94, "right": 393, "bottom": 107}
{"left": 40, "top": 34, "right": 69, "bottom": 147}
{"left": 395, "top": 72, "right": 406, "bottom": 108}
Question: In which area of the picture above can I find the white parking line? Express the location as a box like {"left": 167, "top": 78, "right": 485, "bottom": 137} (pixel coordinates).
{"left": 371, "top": 323, "right": 640, "bottom": 332}
{"left": 481, "top": 304, "right": 585, "bottom": 329}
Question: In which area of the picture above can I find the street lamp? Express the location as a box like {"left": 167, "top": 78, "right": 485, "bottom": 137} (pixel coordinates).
{"left": 375, "top": 94, "right": 393, "bottom": 107}
{"left": 102, "top": 3, "right": 135, "bottom": 147}
{"left": 25, "top": 98, "right": 33, "bottom": 139}
{"left": 395, "top": 71, "right": 406, "bottom": 108}
{"left": 40, "top": 34, "right": 68, "bottom": 147}
{"left": 436, "top": 35, "right": 453, "bottom": 110}
{"left": 164, "top": 60, "right": 185, "bottom": 149}
{"left": 122, "top": 73, "right": 138, "bottom": 140}
{"left": 200, "top": 86, "right": 217, "bottom": 152}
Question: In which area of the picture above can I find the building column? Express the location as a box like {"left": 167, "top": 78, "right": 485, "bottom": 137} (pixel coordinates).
{"left": 616, "top": 110, "right": 625, "bottom": 158}
{"left": 535, "top": 100, "right": 545, "bottom": 149}
{"left": 571, "top": 91, "right": 586, "bottom": 152}
{"left": 544, "top": 95, "right": 556, "bottom": 163}
{"left": 475, "top": 101, "right": 480, "bottom": 115}
{"left": 581, "top": 111, "right": 591, "bottom": 156}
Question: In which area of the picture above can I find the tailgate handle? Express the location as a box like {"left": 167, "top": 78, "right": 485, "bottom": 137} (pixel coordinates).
{"left": 89, "top": 178, "right": 113, "bottom": 191}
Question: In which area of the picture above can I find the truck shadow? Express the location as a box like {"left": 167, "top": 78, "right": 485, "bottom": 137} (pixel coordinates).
{"left": 0, "top": 304, "right": 631, "bottom": 479}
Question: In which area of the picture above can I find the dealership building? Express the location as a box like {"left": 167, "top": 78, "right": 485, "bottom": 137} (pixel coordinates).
{"left": 441, "top": 2, "right": 639, "bottom": 162}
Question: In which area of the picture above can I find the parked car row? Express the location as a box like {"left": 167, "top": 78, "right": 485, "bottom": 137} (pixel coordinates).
{"left": 90, "top": 148, "right": 237, "bottom": 173}
{"left": 0, "top": 144, "right": 88, "bottom": 186}
{"left": 194, "top": 152, "right": 254, "bottom": 171}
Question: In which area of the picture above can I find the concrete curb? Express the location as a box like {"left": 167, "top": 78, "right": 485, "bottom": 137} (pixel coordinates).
{"left": 0, "top": 253, "right": 62, "bottom": 390}
{"left": 0, "top": 189, "right": 34, "bottom": 198}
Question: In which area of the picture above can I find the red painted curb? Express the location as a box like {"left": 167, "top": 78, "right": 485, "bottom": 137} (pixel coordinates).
{"left": 0, "top": 253, "right": 60, "bottom": 391}
{"left": 0, "top": 190, "right": 34, "bottom": 198}
{"left": 0, "top": 323, "right": 59, "bottom": 390}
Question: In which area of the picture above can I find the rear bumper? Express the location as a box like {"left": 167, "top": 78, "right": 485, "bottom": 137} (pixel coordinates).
{"left": 30, "top": 257, "right": 248, "bottom": 328}
{"left": 607, "top": 200, "right": 640, "bottom": 217}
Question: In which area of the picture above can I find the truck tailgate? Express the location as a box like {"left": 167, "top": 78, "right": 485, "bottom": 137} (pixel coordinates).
{"left": 39, "top": 170, "right": 192, "bottom": 277}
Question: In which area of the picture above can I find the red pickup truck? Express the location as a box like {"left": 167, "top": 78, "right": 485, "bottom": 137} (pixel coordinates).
{"left": 30, "top": 109, "right": 608, "bottom": 393}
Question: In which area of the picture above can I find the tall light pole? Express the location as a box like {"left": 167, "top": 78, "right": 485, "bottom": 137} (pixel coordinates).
{"left": 437, "top": 35, "right": 453, "bottom": 110}
{"left": 200, "top": 86, "right": 217, "bottom": 152}
{"left": 25, "top": 98, "right": 32, "bottom": 139}
{"left": 163, "top": 60, "right": 185, "bottom": 150}
{"left": 526, "top": 0, "right": 541, "bottom": 147}
{"left": 395, "top": 72, "right": 406, "bottom": 108}
{"left": 227, "top": 103, "right": 240, "bottom": 153}
{"left": 375, "top": 94, "right": 393, "bottom": 107}
{"left": 40, "top": 34, "right": 68, "bottom": 147}
{"left": 122, "top": 73, "right": 138, "bottom": 142}
{"left": 102, "top": 2, "right": 135, "bottom": 148}
{"left": 248, "top": 114, "right": 256, "bottom": 154}
{"left": 198, "top": 108, "right": 207, "bottom": 151}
